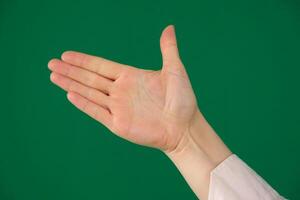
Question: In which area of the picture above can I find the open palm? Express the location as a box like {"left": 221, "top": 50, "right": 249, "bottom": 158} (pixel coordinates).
{"left": 48, "top": 25, "right": 199, "bottom": 152}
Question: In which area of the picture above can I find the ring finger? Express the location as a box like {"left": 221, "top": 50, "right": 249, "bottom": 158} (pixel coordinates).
{"left": 50, "top": 72, "right": 110, "bottom": 110}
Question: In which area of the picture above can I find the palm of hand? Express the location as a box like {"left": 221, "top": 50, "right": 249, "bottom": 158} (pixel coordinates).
{"left": 110, "top": 65, "right": 197, "bottom": 151}
{"left": 48, "top": 25, "right": 198, "bottom": 152}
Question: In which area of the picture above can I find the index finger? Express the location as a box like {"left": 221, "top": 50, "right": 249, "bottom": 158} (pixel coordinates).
{"left": 61, "top": 51, "right": 127, "bottom": 80}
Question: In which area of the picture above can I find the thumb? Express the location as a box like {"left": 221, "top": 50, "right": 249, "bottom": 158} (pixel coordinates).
{"left": 160, "top": 25, "right": 188, "bottom": 78}
{"left": 160, "top": 25, "right": 182, "bottom": 67}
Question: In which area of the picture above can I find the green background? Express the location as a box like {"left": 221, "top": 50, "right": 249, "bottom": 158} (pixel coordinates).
{"left": 1, "top": 0, "right": 299, "bottom": 199}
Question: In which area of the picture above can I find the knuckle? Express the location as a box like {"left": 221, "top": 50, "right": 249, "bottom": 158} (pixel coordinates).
{"left": 82, "top": 100, "right": 89, "bottom": 112}
{"left": 104, "top": 81, "right": 112, "bottom": 94}
{"left": 86, "top": 74, "right": 96, "bottom": 86}
{"left": 80, "top": 54, "right": 89, "bottom": 67}
{"left": 91, "top": 106, "right": 98, "bottom": 119}
{"left": 68, "top": 80, "right": 76, "bottom": 91}
{"left": 108, "top": 83, "right": 113, "bottom": 93}
{"left": 65, "top": 66, "right": 72, "bottom": 77}
{"left": 112, "top": 118, "right": 129, "bottom": 137}
{"left": 87, "top": 88, "right": 93, "bottom": 99}
{"left": 95, "top": 58, "right": 104, "bottom": 74}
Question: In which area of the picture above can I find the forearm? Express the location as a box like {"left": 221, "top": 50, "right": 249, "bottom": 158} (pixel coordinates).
{"left": 165, "top": 110, "right": 232, "bottom": 200}
{"left": 165, "top": 134, "right": 215, "bottom": 199}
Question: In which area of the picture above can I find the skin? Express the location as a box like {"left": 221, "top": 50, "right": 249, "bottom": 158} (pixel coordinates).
{"left": 48, "top": 25, "right": 232, "bottom": 200}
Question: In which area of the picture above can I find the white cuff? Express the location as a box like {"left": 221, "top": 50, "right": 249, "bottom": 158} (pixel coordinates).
{"left": 208, "top": 154, "right": 286, "bottom": 200}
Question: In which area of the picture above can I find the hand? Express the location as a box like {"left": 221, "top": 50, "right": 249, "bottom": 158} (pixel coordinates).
{"left": 48, "top": 25, "right": 232, "bottom": 200}
{"left": 48, "top": 25, "right": 199, "bottom": 152}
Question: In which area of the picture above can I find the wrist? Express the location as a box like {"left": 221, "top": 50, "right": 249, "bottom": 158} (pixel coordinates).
{"left": 189, "top": 109, "right": 232, "bottom": 165}
{"left": 164, "top": 128, "right": 215, "bottom": 169}
{"left": 165, "top": 109, "right": 232, "bottom": 165}
{"left": 163, "top": 109, "right": 205, "bottom": 156}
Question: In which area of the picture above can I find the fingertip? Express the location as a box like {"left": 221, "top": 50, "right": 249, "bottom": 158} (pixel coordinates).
{"left": 167, "top": 24, "right": 175, "bottom": 33}
{"left": 61, "top": 50, "right": 75, "bottom": 61}
{"left": 48, "top": 58, "right": 61, "bottom": 71}
{"left": 67, "top": 91, "right": 76, "bottom": 101}
{"left": 160, "top": 24, "right": 177, "bottom": 45}
{"left": 50, "top": 72, "right": 58, "bottom": 82}
{"left": 48, "top": 58, "right": 56, "bottom": 70}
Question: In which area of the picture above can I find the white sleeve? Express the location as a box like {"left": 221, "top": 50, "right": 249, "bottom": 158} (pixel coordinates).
{"left": 208, "top": 154, "right": 287, "bottom": 200}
